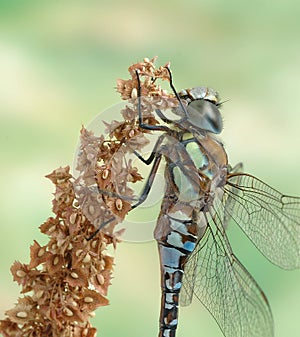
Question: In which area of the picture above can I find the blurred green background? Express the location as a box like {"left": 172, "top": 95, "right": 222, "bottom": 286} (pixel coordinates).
{"left": 1, "top": 1, "right": 300, "bottom": 336}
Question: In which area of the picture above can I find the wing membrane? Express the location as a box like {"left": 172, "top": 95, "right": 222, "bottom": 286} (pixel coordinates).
{"left": 180, "top": 172, "right": 300, "bottom": 335}
{"left": 181, "top": 208, "right": 273, "bottom": 337}
{"left": 224, "top": 173, "right": 300, "bottom": 269}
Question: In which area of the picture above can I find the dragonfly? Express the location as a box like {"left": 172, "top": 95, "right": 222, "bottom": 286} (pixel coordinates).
{"left": 84, "top": 65, "right": 300, "bottom": 337}
{"left": 127, "top": 67, "right": 300, "bottom": 337}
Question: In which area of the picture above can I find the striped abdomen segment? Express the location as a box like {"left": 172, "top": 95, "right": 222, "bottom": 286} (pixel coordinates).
{"left": 156, "top": 214, "right": 199, "bottom": 337}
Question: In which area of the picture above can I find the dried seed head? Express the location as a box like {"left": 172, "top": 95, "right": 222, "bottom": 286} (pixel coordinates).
{"left": 16, "top": 311, "right": 28, "bottom": 319}
{"left": 102, "top": 169, "right": 109, "bottom": 180}
{"left": 35, "top": 290, "right": 44, "bottom": 299}
{"left": 70, "top": 272, "right": 79, "bottom": 279}
{"left": 70, "top": 300, "right": 78, "bottom": 307}
{"left": 48, "top": 225, "right": 56, "bottom": 233}
{"left": 131, "top": 88, "right": 137, "bottom": 99}
{"left": 82, "top": 328, "right": 89, "bottom": 337}
{"left": 53, "top": 256, "right": 60, "bottom": 266}
{"left": 73, "top": 294, "right": 80, "bottom": 300}
{"left": 87, "top": 153, "right": 95, "bottom": 161}
{"left": 56, "top": 178, "right": 65, "bottom": 184}
{"left": 115, "top": 199, "right": 123, "bottom": 211}
{"left": 99, "top": 260, "right": 106, "bottom": 269}
{"left": 129, "top": 129, "right": 135, "bottom": 138}
{"left": 63, "top": 307, "right": 74, "bottom": 317}
{"left": 96, "top": 273, "right": 105, "bottom": 285}
{"left": 16, "top": 270, "right": 26, "bottom": 278}
{"left": 76, "top": 249, "right": 83, "bottom": 257}
{"left": 82, "top": 253, "right": 91, "bottom": 263}
{"left": 89, "top": 205, "right": 95, "bottom": 215}
{"left": 69, "top": 213, "right": 77, "bottom": 225}
{"left": 96, "top": 194, "right": 103, "bottom": 203}
{"left": 84, "top": 297, "right": 94, "bottom": 303}
{"left": 37, "top": 248, "right": 45, "bottom": 258}
{"left": 0, "top": 58, "right": 174, "bottom": 336}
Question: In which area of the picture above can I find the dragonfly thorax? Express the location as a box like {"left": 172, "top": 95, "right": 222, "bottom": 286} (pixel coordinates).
{"left": 167, "top": 133, "right": 228, "bottom": 206}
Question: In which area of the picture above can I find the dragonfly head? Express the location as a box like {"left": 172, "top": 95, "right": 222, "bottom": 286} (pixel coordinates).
{"left": 178, "top": 87, "right": 223, "bottom": 134}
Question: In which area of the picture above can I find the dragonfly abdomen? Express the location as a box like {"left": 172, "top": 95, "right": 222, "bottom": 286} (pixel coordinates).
{"left": 156, "top": 212, "right": 199, "bottom": 337}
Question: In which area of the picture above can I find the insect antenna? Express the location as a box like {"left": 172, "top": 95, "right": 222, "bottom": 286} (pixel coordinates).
{"left": 217, "top": 99, "right": 230, "bottom": 107}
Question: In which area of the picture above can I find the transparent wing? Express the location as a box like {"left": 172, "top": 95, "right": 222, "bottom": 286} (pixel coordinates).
{"left": 224, "top": 173, "right": 300, "bottom": 269}
{"left": 221, "top": 163, "right": 244, "bottom": 229}
{"left": 179, "top": 164, "right": 244, "bottom": 307}
{"left": 181, "top": 208, "right": 273, "bottom": 337}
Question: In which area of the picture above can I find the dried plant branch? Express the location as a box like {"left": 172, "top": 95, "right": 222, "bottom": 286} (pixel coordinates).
{"left": 0, "top": 57, "right": 175, "bottom": 337}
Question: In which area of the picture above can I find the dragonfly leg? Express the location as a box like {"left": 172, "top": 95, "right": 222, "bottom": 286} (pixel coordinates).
{"left": 131, "top": 152, "right": 162, "bottom": 209}
{"left": 136, "top": 68, "right": 187, "bottom": 130}
{"left": 91, "top": 134, "right": 165, "bottom": 201}
{"left": 164, "top": 66, "right": 188, "bottom": 118}
{"left": 86, "top": 151, "right": 162, "bottom": 239}
{"left": 133, "top": 150, "right": 155, "bottom": 165}
{"left": 135, "top": 70, "right": 170, "bottom": 132}
{"left": 85, "top": 216, "right": 116, "bottom": 241}
{"left": 133, "top": 133, "right": 166, "bottom": 165}
{"left": 95, "top": 147, "right": 163, "bottom": 207}
{"left": 228, "top": 163, "right": 244, "bottom": 174}
{"left": 74, "top": 184, "right": 138, "bottom": 213}
{"left": 77, "top": 133, "right": 166, "bottom": 204}
{"left": 154, "top": 108, "right": 172, "bottom": 124}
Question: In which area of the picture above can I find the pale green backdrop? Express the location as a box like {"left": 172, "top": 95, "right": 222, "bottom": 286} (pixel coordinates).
{"left": 1, "top": 1, "right": 300, "bottom": 336}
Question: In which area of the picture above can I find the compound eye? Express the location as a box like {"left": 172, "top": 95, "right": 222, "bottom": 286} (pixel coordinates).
{"left": 186, "top": 99, "right": 223, "bottom": 134}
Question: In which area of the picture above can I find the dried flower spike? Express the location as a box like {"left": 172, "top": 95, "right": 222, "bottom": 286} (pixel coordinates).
{"left": 0, "top": 57, "right": 174, "bottom": 337}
